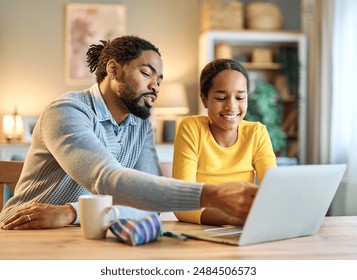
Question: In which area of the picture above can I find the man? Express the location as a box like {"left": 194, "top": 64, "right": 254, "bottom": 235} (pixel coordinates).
{"left": 0, "top": 36, "right": 257, "bottom": 230}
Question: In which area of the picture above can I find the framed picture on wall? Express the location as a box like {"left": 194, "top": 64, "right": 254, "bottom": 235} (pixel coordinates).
{"left": 65, "top": 3, "right": 126, "bottom": 85}
{"left": 23, "top": 116, "right": 39, "bottom": 143}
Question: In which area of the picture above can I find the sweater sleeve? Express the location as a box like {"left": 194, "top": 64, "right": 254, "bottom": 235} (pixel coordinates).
{"left": 173, "top": 117, "right": 204, "bottom": 224}
{"left": 253, "top": 124, "right": 277, "bottom": 183}
{"left": 40, "top": 99, "right": 204, "bottom": 212}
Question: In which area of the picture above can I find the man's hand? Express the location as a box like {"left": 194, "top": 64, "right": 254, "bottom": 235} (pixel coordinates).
{"left": 1, "top": 203, "right": 76, "bottom": 230}
{"left": 201, "top": 182, "right": 258, "bottom": 222}
{"left": 201, "top": 207, "right": 245, "bottom": 226}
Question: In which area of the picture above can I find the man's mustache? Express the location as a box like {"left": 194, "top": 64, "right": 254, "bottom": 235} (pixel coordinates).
{"left": 139, "top": 92, "right": 157, "bottom": 99}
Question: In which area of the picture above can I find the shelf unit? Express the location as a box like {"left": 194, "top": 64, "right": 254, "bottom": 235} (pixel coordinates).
{"left": 199, "top": 30, "right": 307, "bottom": 163}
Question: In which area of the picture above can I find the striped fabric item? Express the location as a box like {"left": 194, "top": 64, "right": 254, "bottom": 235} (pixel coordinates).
{"left": 110, "top": 213, "right": 162, "bottom": 246}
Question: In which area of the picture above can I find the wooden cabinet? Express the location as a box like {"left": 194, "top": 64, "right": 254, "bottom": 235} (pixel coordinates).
{"left": 199, "top": 30, "right": 307, "bottom": 163}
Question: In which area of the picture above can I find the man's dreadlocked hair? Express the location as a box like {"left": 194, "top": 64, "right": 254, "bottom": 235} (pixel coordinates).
{"left": 86, "top": 35, "right": 161, "bottom": 83}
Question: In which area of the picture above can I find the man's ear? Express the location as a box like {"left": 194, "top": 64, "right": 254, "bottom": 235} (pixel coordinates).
{"left": 106, "top": 59, "right": 122, "bottom": 77}
{"left": 200, "top": 93, "right": 208, "bottom": 108}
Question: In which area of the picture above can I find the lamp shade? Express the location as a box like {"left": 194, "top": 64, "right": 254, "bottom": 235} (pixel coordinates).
{"left": 3, "top": 114, "right": 23, "bottom": 141}
{"left": 154, "top": 82, "right": 189, "bottom": 115}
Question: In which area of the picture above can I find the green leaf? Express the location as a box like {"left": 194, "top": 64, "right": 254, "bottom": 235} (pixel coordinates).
{"left": 245, "top": 80, "right": 287, "bottom": 153}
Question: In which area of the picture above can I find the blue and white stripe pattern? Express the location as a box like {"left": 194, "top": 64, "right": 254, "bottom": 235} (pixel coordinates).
{"left": 110, "top": 213, "right": 162, "bottom": 246}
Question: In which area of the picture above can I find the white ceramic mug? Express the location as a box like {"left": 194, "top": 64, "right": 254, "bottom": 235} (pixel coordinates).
{"left": 79, "top": 195, "right": 120, "bottom": 239}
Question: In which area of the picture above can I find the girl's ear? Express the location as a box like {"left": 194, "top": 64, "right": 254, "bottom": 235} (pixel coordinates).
{"left": 200, "top": 93, "right": 208, "bottom": 109}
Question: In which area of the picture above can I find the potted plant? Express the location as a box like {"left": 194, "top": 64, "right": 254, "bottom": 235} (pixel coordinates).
{"left": 245, "top": 80, "right": 287, "bottom": 155}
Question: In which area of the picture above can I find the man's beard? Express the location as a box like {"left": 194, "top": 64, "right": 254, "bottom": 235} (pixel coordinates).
{"left": 119, "top": 84, "right": 154, "bottom": 120}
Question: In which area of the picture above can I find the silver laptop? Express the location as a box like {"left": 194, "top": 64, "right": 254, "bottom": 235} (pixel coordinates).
{"left": 181, "top": 164, "right": 347, "bottom": 246}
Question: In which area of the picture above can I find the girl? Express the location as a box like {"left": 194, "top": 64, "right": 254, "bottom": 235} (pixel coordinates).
{"left": 173, "top": 59, "right": 276, "bottom": 226}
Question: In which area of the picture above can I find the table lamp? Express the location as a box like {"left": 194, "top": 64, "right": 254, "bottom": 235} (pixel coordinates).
{"left": 154, "top": 82, "right": 189, "bottom": 142}
{"left": 2, "top": 109, "right": 23, "bottom": 143}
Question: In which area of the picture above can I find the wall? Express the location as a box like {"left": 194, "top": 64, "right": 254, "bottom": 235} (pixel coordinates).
{"left": 0, "top": 0, "right": 300, "bottom": 141}
{"left": 0, "top": 0, "right": 200, "bottom": 141}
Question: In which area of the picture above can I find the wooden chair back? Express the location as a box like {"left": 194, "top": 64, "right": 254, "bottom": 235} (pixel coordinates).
{"left": 0, "top": 160, "right": 24, "bottom": 210}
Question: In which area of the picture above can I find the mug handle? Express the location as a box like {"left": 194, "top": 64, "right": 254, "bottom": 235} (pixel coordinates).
{"left": 102, "top": 206, "right": 120, "bottom": 231}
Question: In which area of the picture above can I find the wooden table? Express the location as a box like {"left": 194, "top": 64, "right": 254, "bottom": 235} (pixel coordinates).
{"left": 1, "top": 216, "right": 357, "bottom": 260}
